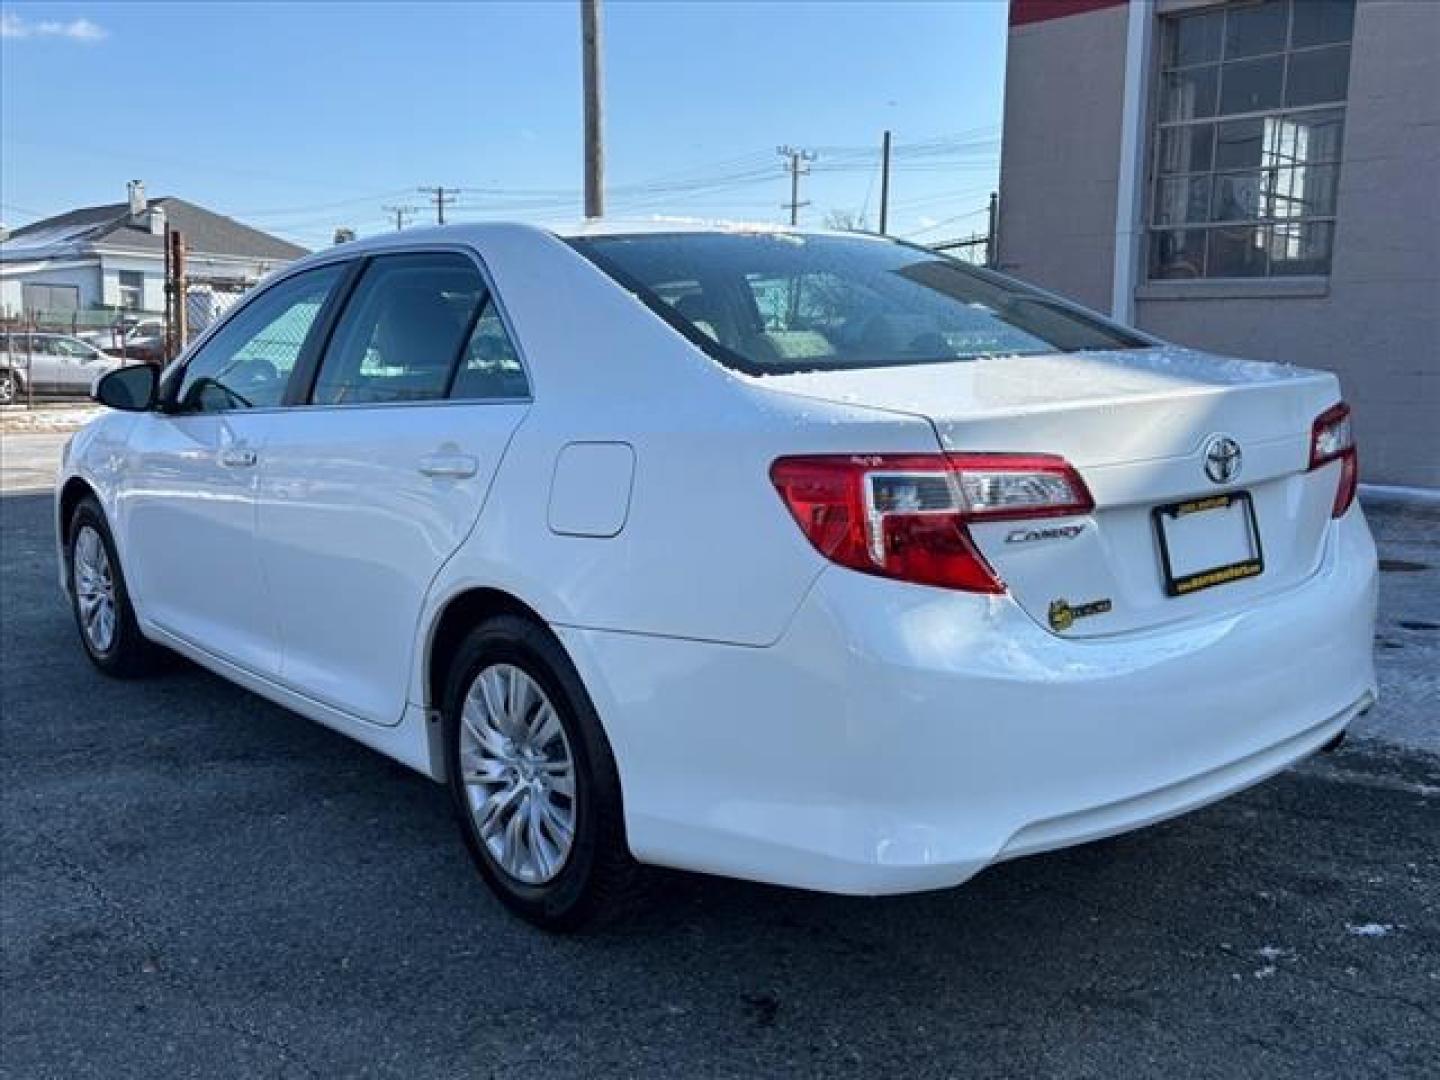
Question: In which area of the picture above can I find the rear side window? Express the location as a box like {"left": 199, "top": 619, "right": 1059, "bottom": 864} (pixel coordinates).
{"left": 311, "top": 253, "right": 484, "bottom": 406}
{"left": 450, "top": 297, "right": 529, "bottom": 400}
{"left": 175, "top": 263, "right": 343, "bottom": 413}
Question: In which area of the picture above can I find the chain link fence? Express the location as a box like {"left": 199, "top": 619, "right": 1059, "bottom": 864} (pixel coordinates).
{"left": 0, "top": 277, "right": 254, "bottom": 408}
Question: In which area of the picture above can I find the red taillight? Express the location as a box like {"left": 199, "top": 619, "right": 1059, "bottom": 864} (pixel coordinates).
{"left": 769, "top": 453, "right": 1093, "bottom": 593}
{"left": 1309, "top": 402, "right": 1358, "bottom": 518}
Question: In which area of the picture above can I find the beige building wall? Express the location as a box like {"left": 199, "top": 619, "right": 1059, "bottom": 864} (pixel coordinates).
{"left": 996, "top": 2, "right": 1131, "bottom": 312}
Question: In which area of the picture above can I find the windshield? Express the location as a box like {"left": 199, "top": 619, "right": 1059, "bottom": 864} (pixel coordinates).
{"left": 570, "top": 231, "right": 1147, "bottom": 376}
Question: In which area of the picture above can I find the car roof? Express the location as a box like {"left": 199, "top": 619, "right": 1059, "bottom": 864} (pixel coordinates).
{"left": 276, "top": 219, "right": 890, "bottom": 279}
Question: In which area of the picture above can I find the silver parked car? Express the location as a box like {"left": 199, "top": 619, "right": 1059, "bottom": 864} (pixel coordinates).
{"left": 0, "top": 332, "right": 123, "bottom": 404}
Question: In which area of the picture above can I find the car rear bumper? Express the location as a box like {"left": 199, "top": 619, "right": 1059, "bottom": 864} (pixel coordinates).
{"left": 558, "top": 509, "right": 1379, "bottom": 895}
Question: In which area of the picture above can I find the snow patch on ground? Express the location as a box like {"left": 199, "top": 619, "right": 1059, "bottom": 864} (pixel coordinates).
{"left": 0, "top": 405, "right": 104, "bottom": 433}
{"left": 1345, "top": 922, "right": 1395, "bottom": 937}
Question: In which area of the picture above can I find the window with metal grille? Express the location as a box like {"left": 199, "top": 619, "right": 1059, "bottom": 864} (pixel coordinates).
{"left": 1149, "top": 0, "right": 1355, "bottom": 280}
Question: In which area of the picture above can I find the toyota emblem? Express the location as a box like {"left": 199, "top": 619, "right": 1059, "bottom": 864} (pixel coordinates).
{"left": 1203, "top": 435, "right": 1243, "bottom": 485}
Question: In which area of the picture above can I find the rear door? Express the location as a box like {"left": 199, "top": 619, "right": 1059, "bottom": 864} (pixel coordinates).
{"left": 252, "top": 249, "right": 531, "bottom": 726}
{"left": 25, "top": 337, "right": 61, "bottom": 393}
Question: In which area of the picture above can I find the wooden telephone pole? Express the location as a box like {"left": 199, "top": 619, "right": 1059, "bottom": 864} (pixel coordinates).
{"left": 165, "top": 228, "right": 187, "bottom": 360}
{"left": 582, "top": 0, "right": 605, "bottom": 218}
{"left": 777, "top": 145, "right": 815, "bottom": 226}
{"left": 878, "top": 130, "right": 892, "bottom": 235}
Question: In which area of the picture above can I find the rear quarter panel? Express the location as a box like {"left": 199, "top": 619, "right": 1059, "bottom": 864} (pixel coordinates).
{"left": 416, "top": 229, "right": 942, "bottom": 683}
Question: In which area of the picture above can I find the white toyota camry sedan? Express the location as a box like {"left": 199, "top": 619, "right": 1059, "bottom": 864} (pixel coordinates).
{"left": 58, "top": 223, "right": 1378, "bottom": 929}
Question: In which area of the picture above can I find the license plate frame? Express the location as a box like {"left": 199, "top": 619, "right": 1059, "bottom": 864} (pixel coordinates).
{"left": 1152, "top": 491, "right": 1265, "bottom": 598}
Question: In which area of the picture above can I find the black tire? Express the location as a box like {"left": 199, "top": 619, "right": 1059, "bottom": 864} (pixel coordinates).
{"left": 443, "top": 614, "right": 642, "bottom": 931}
{"left": 0, "top": 369, "right": 18, "bottom": 406}
{"left": 66, "top": 497, "right": 165, "bottom": 678}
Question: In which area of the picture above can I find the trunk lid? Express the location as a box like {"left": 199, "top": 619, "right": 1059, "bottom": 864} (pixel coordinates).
{"left": 756, "top": 346, "right": 1347, "bottom": 636}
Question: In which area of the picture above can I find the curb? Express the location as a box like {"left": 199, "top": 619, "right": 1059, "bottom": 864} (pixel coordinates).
{"left": 1359, "top": 483, "right": 1440, "bottom": 512}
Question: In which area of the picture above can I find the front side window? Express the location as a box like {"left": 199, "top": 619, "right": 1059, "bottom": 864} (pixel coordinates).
{"left": 572, "top": 232, "right": 1145, "bottom": 376}
{"left": 52, "top": 337, "right": 95, "bottom": 359}
{"left": 174, "top": 263, "right": 344, "bottom": 413}
{"left": 311, "top": 253, "right": 485, "bottom": 405}
{"left": 1150, "top": 0, "right": 1354, "bottom": 280}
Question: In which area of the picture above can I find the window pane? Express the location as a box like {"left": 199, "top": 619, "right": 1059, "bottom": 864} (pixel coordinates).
{"left": 1150, "top": 229, "right": 1209, "bottom": 279}
{"left": 1219, "top": 55, "right": 1284, "bottom": 114}
{"left": 1268, "top": 220, "right": 1334, "bottom": 275}
{"left": 451, "top": 299, "right": 530, "bottom": 400}
{"left": 1155, "top": 175, "right": 1212, "bottom": 227}
{"left": 1215, "top": 117, "right": 1270, "bottom": 169}
{"left": 1224, "top": 0, "right": 1289, "bottom": 59}
{"left": 1286, "top": 44, "right": 1351, "bottom": 106}
{"left": 1267, "top": 164, "right": 1339, "bottom": 218}
{"left": 312, "top": 253, "right": 482, "bottom": 406}
{"left": 1291, "top": 0, "right": 1354, "bottom": 47}
{"left": 1280, "top": 109, "right": 1344, "bottom": 163}
{"left": 175, "top": 264, "right": 343, "bottom": 413}
{"left": 1164, "top": 10, "right": 1222, "bottom": 66}
{"left": 1207, "top": 224, "right": 1270, "bottom": 277}
{"left": 1211, "top": 171, "right": 1267, "bottom": 221}
{"left": 1158, "top": 123, "right": 1214, "bottom": 174}
{"left": 1162, "top": 66, "right": 1218, "bottom": 121}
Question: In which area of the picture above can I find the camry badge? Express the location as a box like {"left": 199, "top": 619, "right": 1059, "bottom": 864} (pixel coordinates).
{"left": 1203, "top": 435, "right": 1243, "bottom": 485}
{"left": 1006, "top": 523, "right": 1085, "bottom": 544}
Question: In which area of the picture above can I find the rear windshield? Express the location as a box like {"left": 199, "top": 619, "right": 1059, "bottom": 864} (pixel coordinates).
{"left": 570, "top": 231, "right": 1147, "bottom": 376}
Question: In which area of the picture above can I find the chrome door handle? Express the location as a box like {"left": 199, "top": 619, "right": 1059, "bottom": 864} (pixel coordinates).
{"left": 418, "top": 453, "right": 479, "bottom": 479}
{"left": 218, "top": 447, "right": 258, "bottom": 468}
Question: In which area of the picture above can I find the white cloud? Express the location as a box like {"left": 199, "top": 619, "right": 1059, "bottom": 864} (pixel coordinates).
{"left": 1, "top": 13, "right": 108, "bottom": 42}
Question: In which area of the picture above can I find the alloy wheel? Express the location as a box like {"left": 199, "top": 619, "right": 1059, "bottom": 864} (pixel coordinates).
{"left": 73, "top": 525, "right": 117, "bottom": 653}
{"left": 458, "top": 663, "right": 577, "bottom": 884}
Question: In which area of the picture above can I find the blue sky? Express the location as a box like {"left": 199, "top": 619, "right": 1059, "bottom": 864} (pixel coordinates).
{"left": 1, "top": 1, "right": 1008, "bottom": 250}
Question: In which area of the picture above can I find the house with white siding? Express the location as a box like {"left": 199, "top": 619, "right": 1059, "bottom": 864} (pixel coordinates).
{"left": 0, "top": 182, "right": 307, "bottom": 320}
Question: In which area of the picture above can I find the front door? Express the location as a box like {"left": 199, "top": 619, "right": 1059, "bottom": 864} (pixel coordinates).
{"left": 253, "top": 251, "right": 531, "bottom": 725}
{"left": 120, "top": 263, "right": 349, "bottom": 675}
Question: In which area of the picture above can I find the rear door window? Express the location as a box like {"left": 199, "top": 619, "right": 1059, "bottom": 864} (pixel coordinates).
{"left": 310, "top": 253, "right": 485, "bottom": 406}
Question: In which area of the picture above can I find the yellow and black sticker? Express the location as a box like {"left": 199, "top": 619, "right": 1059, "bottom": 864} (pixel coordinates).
{"left": 1048, "top": 597, "right": 1113, "bottom": 632}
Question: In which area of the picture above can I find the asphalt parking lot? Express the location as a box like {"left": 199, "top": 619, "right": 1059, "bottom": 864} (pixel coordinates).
{"left": 2, "top": 434, "right": 1437, "bottom": 1079}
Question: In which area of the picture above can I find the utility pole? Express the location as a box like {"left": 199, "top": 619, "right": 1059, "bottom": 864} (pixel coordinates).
{"left": 418, "top": 187, "right": 459, "bottom": 225}
{"left": 383, "top": 204, "right": 420, "bottom": 231}
{"left": 986, "top": 191, "right": 1000, "bottom": 268}
{"left": 878, "top": 130, "right": 892, "bottom": 235}
{"left": 581, "top": 0, "right": 605, "bottom": 218}
{"left": 166, "top": 228, "right": 187, "bottom": 359}
{"left": 777, "top": 145, "right": 815, "bottom": 227}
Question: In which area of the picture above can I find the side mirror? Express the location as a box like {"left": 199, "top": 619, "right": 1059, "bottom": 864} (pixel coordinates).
{"left": 93, "top": 364, "right": 158, "bottom": 411}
